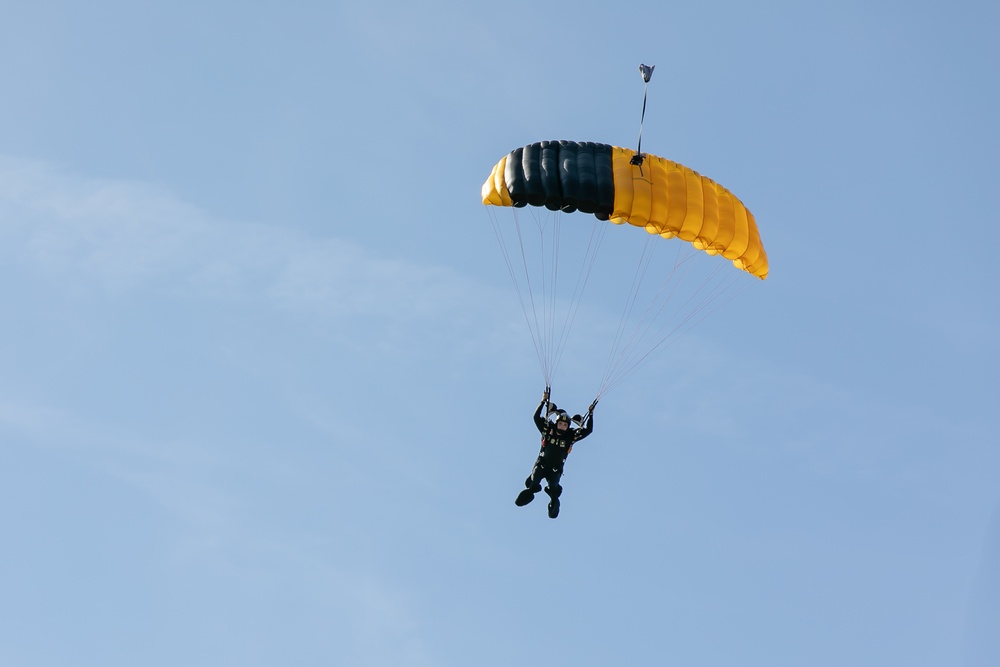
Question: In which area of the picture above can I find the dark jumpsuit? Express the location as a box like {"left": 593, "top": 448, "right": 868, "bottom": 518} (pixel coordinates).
{"left": 524, "top": 401, "right": 594, "bottom": 495}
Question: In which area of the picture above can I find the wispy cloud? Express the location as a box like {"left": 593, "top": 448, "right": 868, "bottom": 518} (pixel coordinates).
{"left": 0, "top": 156, "right": 498, "bottom": 665}
{"left": 0, "top": 155, "right": 488, "bottom": 324}
{"left": 0, "top": 397, "right": 232, "bottom": 536}
{"left": 0, "top": 395, "right": 433, "bottom": 664}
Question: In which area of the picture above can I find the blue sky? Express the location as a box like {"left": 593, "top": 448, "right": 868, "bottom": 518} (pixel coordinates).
{"left": 2, "top": 1, "right": 999, "bottom": 665}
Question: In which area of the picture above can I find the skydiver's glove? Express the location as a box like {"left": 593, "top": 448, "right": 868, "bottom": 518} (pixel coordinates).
{"left": 588, "top": 400, "right": 598, "bottom": 413}
{"left": 542, "top": 388, "right": 550, "bottom": 402}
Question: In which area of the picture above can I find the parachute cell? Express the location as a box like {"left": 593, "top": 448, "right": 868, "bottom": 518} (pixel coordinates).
{"left": 482, "top": 141, "right": 768, "bottom": 279}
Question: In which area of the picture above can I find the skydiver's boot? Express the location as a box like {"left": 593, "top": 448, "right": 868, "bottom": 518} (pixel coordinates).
{"left": 515, "top": 489, "right": 535, "bottom": 506}
{"left": 545, "top": 485, "right": 562, "bottom": 519}
{"left": 547, "top": 497, "right": 560, "bottom": 518}
{"left": 516, "top": 478, "right": 542, "bottom": 507}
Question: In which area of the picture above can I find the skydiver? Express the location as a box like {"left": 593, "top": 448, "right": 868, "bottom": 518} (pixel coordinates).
{"left": 515, "top": 388, "right": 596, "bottom": 519}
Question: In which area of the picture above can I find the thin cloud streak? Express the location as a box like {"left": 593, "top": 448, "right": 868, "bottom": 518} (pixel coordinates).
{"left": 0, "top": 155, "right": 484, "bottom": 323}
{"left": 0, "top": 395, "right": 431, "bottom": 665}
{"left": 0, "top": 157, "right": 491, "bottom": 665}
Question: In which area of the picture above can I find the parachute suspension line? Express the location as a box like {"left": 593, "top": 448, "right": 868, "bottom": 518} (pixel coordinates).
{"left": 549, "top": 218, "right": 610, "bottom": 382}
{"left": 664, "top": 264, "right": 752, "bottom": 340}
{"left": 523, "top": 206, "right": 560, "bottom": 385}
{"left": 488, "top": 207, "right": 610, "bottom": 389}
{"left": 602, "top": 239, "right": 684, "bottom": 385}
{"left": 544, "top": 210, "right": 560, "bottom": 383}
{"left": 534, "top": 208, "right": 610, "bottom": 386}
{"left": 594, "top": 240, "right": 752, "bottom": 399}
{"left": 521, "top": 208, "right": 558, "bottom": 384}
{"left": 488, "top": 207, "right": 552, "bottom": 384}
{"left": 596, "top": 234, "right": 662, "bottom": 398}
{"left": 602, "top": 259, "right": 719, "bottom": 394}
{"left": 599, "top": 263, "right": 751, "bottom": 395}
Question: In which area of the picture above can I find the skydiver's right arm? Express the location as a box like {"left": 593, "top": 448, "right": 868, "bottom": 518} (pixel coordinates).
{"left": 534, "top": 400, "right": 548, "bottom": 433}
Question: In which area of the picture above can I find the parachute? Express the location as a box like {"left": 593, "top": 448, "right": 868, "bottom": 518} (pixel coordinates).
{"left": 482, "top": 140, "right": 767, "bottom": 399}
{"left": 482, "top": 141, "right": 767, "bottom": 279}
{"left": 482, "top": 61, "right": 768, "bottom": 398}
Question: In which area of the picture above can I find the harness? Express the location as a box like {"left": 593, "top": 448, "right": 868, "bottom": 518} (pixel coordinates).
{"left": 539, "top": 425, "right": 576, "bottom": 463}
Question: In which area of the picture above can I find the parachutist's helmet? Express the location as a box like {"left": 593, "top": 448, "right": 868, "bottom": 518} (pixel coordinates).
{"left": 571, "top": 414, "right": 583, "bottom": 425}
{"left": 555, "top": 412, "right": 570, "bottom": 428}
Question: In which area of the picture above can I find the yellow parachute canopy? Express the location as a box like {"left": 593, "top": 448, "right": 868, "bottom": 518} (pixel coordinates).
{"left": 482, "top": 140, "right": 767, "bottom": 279}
